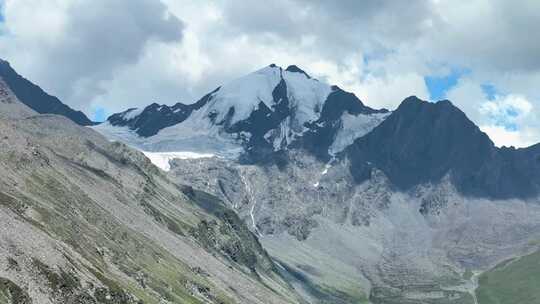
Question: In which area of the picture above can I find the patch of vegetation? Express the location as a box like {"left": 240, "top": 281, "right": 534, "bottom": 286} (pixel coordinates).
{"left": 282, "top": 215, "right": 319, "bottom": 241}
{"left": 462, "top": 269, "right": 474, "bottom": 281}
{"left": 6, "top": 258, "right": 20, "bottom": 272}
{"left": 277, "top": 260, "right": 369, "bottom": 304}
{"left": 190, "top": 214, "right": 265, "bottom": 273}
{"left": 0, "top": 278, "right": 32, "bottom": 304}
{"left": 14, "top": 152, "right": 269, "bottom": 304}
{"left": 188, "top": 189, "right": 275, "bottom": 273}
{"left": 32, "top": 258, "right": 80, "bottom": 295}
{"left": 139, "top": 201, "right": 185, "bottom": 236}
{"left": 94, "top": 287, "right": 138, "bottom": 304}
{"left": 477, "top": 250, "right": 540, "bottom": 304}
{"left": 0, "top": 191, "right": 28, "bottom": 215}
{"left": 22, "top": 173, "right": 225, "bottom": 304}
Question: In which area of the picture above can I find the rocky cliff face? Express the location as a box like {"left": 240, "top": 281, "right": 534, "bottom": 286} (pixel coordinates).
{"left": 0, "top": 79, "right": 301, "bottom": 304}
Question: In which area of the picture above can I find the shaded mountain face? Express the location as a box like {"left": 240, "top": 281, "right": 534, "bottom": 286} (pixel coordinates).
{"left": 98, "top": 64, "right": 389, "bottom": 162}
{"left": 0, "top": 59, "right": 94, "bottom": 126}
{"left": 345, "top": 96, "right": 540, "bottom": 199}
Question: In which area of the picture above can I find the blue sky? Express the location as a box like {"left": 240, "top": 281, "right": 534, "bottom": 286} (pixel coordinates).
{"left": 0, "top": 2, "right": 4, "bottom": 23}
{"left": 481, "top": 84, "right": 497, "bottom": 100}
{"left": 93, "top": 107, "right": 107, "bottom": 122}
{"left": 424, "top": 69, "right": 469, "bottom": 101}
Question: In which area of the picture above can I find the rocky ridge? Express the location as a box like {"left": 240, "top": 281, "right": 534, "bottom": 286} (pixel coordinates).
{"left": 0, "top": 59, "right": 94, "bottom": 126}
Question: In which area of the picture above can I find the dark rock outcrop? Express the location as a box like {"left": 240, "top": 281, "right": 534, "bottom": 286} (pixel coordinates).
{"left": 297, "top": 86, "right": 388, "bottom": 160}
{"left": 345, "top": 96, "right": 540, "bottom": 199}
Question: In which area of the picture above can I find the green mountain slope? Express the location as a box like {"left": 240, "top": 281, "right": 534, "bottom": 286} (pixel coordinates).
{"left": 477, "top": 249, "right": 540, "bottom": 304}
{"left": 0, "top": 80, "right": 300, "bottom": 304}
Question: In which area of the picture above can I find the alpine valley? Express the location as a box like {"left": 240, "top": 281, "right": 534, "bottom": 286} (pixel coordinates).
{"left": 1, "top": 59, "right": 540, "bottom": 304}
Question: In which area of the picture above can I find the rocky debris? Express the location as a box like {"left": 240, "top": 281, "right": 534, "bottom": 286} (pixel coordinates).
{"left": 0, "top": 97, "right": 301, "bottom": 304}
{"left": 0, "top": 79, "right": 35, "bottom": 119}
{"left": 282, "top": 216, "right": 319, "bottom": 241}
{"left": 169, "top": 147, "right": 540, "bottom": 303}
{"left": 190, "top": 266, "right": 210, "bottom": 278}
{"left": 0, "top": 278, "right": 32, "bottom": 304}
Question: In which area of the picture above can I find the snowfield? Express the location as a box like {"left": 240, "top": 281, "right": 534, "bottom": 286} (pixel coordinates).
{"left": 141, "top": 151, "right": 215, "bottom": 171}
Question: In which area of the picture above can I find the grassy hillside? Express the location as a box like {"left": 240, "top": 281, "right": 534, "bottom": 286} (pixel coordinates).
{"left": 476, "top": 250, "right": 540, "bottom": 304}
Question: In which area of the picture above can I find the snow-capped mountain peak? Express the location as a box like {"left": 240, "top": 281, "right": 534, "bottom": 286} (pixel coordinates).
{"left": 197, "top": 64, "right": 332, "bottom": 129}
{"left": 95, "top": 64, "right": 388, "bottom": 162}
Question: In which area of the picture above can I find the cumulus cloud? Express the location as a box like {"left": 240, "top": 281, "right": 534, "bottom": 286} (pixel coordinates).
{"left": 0, "top": 0, "right": 184, "bottom": 113}
{"left": 1, "top": 0, "right": 540, "bottom": 146}
{"left": 428, "top": 0, "right": 540, "bottom": 73}
{"left": 447, "top": 77, "right": 540, "bottom": 147}
{"left": 480, "top": 125, "right": 539, "bottom": 148}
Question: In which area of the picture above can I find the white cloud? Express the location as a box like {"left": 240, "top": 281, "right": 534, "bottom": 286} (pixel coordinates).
{"left": 447, "top": 78, "right": 540, "bottom": 147}
{"left": 479, "top": 94, "right": 533, "bottom": 127}
{"left": 354, "top": 72, "right": 430, "bottom": 110}
{"left": 0, "top": 0, "right": 184, "bottom": 114}
{"left": 445, "top": 77, "right": 487, "bottom": 122}
{"left": 480, "top": 125, "right": 538, "bottom": 148}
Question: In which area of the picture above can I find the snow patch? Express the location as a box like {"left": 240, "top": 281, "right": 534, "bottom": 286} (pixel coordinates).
{"left": 262, "top": 71, "right": 332, "bottom": 151}
{"left": 205, "top": 66, "right": 282, "bottom": 125}
{"left": 142, "top": 151, "right": 215, "bottom": 171}
{"left": 313, "top": 157, "right": 335, "bottom": 188}
{"left": 329, "top": 112, "right": 390, "bottom": 154}
{"left": 92, "top": 120, "right": 243, "bottom": 159}
{"left": 264, "top": 117, "right": 298, "bottom": 151}
{"left": 92, "top": 122, "right": 220, "bottom": 171}
{"left": 122, "top": 108, "right": 143, "bottom": 121}
{"left": 143, "top": 110, "right": 244, "bottom": 157}
{"left": 282, "top": 69, "right": 331, "bottom": 126}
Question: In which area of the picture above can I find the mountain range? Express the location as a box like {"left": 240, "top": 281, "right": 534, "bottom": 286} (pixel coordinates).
{"left": 95, "top": 64, "right": 390, "bottom": 162}
{"left": 96, "top": 64, "right": 540, "bottom": 199}
{"left": 2, "top": 59, "right": 540, "bottom": 304}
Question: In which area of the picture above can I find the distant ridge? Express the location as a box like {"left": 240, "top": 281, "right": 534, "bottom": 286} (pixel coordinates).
{"left": 0, "top": 59, "right": 94, "bottom": 125}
